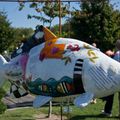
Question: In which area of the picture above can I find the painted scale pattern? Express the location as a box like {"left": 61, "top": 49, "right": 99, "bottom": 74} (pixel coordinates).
{"left": 27, "top": 59, "right": 85, "bottom": 97}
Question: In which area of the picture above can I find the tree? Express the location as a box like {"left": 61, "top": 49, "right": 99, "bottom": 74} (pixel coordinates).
{"left": 9, "top": 27, "right": 33, "bottom": 52}
{"left": 0, "top": 11, "right": 14, "bottom": 53}
{"left": 70, "top": 0, "right": 120, "bottom": 52}
{"left": 52, "top": 22, "right": 73, "bottom": 38}
{"left": 19, "top": 1, "right": 69, "bottom": 28}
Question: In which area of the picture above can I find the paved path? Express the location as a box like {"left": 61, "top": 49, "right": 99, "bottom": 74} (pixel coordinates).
{"left": 2, "top": 94, "right": 35, "bottom": 108}
{"left": 2, "top": 94, "right": 68, "bottom": 120}
{"left": 34, "top": 114, "right": 67, "bottom": 120}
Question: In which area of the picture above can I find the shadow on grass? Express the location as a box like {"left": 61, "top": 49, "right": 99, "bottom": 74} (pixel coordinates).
{"left": 69, "top": 114, "right": 120, "bottom": 120}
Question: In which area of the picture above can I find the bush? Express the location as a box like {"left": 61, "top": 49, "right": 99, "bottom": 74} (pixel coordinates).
{"left": 0, "top": 101, "right": 7, "bottom": 114}
{"left": 0, "top": 88, "right": 7, "bottom": 114}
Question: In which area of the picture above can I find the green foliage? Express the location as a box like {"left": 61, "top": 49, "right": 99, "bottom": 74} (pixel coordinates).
{"left": 0, "top": 101, "right": 7, "bottom": 114}
{"left": 8, "top": 27, "right": 33, "bottom": 53}
{"left": 0, "top": 11, "right": 14, "bottom": 53}
{"left": 0, "top": 88, "right": 5, "bottom": 99}
{"left": 0, "top": 88, "right": 7, "bottom": 114}
{"left": 0, "top": 10, "right": 34, "bottom": 53}
{"left": 52, "top": 23, "right": 73, "bottom": 38}
{"left": 19, "top": 1, "right": 69, "bottom": 28}
{"left": 70, "top": 0, "right": 120, "bottom": 52}
{"left": 2, "top": 81, "right": 10, "bottom": 92}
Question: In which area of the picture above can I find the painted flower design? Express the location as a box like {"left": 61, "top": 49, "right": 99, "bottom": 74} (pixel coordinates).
{"left": 67, "top": 44, "right": 80, "bottom": 51}
{"left": 51, "top": 47, "right": 59, "bottom": 54}
{"left": 47, "top": 41, "right": 52, "bottom": 46}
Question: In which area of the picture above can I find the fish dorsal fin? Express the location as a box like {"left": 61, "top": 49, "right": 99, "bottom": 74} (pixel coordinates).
{"left": 74, "top": 92, "right": 94, "bottom": 108}
{"left": 43, "top": 27, "right": 57, "bottom": 41}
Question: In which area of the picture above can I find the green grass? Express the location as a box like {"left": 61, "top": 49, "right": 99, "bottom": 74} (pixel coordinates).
{"left": 0, "top": 94, "right": 120, "bottom": 120}
{"left": 0, "top": 106, "right": 60, "bottom": 120}
{"left": 68, "top": 95, "right": 119, "bottom": 120}
{"left": 1, "top": 81, "right": 120, "bottom": 120}
{"left": 2, "top": 81, "right": 11, "bottom": 92}
{"left": 0, "top": 107, "right": 40, "bottom": 120}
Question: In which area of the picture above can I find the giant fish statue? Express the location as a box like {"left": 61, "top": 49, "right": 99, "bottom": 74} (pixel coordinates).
{"left": 0, "top": 28, "right": 120, "bottom": 108}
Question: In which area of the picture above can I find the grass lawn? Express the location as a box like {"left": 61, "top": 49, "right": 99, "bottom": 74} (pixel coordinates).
{"left": 0, "top": 93, "right": 120, "bottom": 120}
{"left": 1, "top": 81, "right": 120, "bottom": 120}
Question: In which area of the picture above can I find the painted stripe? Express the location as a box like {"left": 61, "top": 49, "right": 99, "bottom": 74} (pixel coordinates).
{"left": 77, "top": 59, "right": 83, "bottom": 62}
{"left": 73, "top": 59, "right": 85, "bottom": 94}
{"left": 89, "top": 69, "right": 106, "bottom": 90}
{"left": 76, "top": 61, "right": 83, "bottom": 64}
{"left": 74, "top": 68, "right": 82, "bottom": 71}
{"left": 95, "top": 67, "right": 113, "bottom": 86}
{"left": 90, "top": 68, "right": 109, "bottom": 89}
{"left": 74, "top": 66, "right": 82, "bottom": 69}
{"left": 89, "top": 72, "right": 105, "bottom": 90}
{"left": 74, "top": 71, "right": 82, "bottom": 75}
{"left": 60, "top": 83, "right": 65, "bottom": 93}
{"left": 73, "top": 74, "right": 85, "bottom": 94}
{"left": 91, "top": 75, "right": 104, "bottom": 90}
{"left": 89, "top": 66, "right": 114, "bottom": 90}
{"left": 98, "top": 67, "right": 113, "bottom": 83}
{"left": 99, "top": 67, "right": 118, "bottom": 85}
{"left": 92, "top": 68, "right": 109, "bottom": 86}
{"left": 75, "top": 63, "right": 83, "bottom": 67}
{"left": 62, "top": 82, "right": 68, "bottom": 93}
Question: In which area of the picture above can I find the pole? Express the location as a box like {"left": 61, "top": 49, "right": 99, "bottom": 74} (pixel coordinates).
{"left": 68, "top": 1, "right": 71, "bottom": 38}
{"left": 60, "top": 102, "right": 63, "bottom": 120}
{"left": 59, "top": 0, "right": 62, "bottom": 36}
{"left": 48, "top": 101, "right": 52, "bottom": 118}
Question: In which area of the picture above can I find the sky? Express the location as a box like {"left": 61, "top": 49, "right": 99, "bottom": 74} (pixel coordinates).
{"left": 0, "top": 1, "right": 79, "bottom": 29}
{"left": 0, "top": 1, "right": 120, "bottom": 29}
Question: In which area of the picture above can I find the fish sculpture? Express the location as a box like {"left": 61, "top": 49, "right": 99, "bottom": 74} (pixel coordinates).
{"left": 0, "top": 29, "right": 120, "bottom": 108}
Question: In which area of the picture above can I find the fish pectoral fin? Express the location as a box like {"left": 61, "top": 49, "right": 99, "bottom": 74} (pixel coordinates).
{"left": 74, "top": 92, "right": 94, "bottom": 108}
{"left": 33, "top": 95, "right": 52, "bottom": 108}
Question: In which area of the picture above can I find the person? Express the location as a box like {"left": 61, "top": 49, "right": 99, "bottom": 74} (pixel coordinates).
{"left": 3, "top": 50, "right": 10, "bottom": 61}
{"left": 101, "top": 47, "right": 114, "bottom": 116}
{"left": 101, "top": 41, "right": 120, "bottom": 117}
{"left": 114, "top": 39, "right": 120, "bottom": 61}
{"left": 92, "top": 43, "right": 97, "bottom": 48}
{"left": 22, "top": 25, "right": 45, "bottom": 53}
{"left": 11, "top": 41, "right": 24, "bottom": 59}
{"left": 10, "top": 25, "right": 45, "bottom": 80}
{"left": 100, "top": 50, "right": 115, "bottom": 117}
{"left": 11, "top": 25, "right": 45, "bottom": 59}
{"left": 21, "top": 25, "right": 46, "bottom": 79}
{"left": 105, "top": 50, "right": 114, "bottom": 58}
{"left": 11, "top": 47, "right": 19, "bottom": 59}
{"left": 101, "top": 94, "right": 114, "bottom": 117}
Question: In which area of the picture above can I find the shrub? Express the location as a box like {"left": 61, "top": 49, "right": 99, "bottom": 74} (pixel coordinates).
{"left": 0, "top": 88, "right": 7, "bottom": 114}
